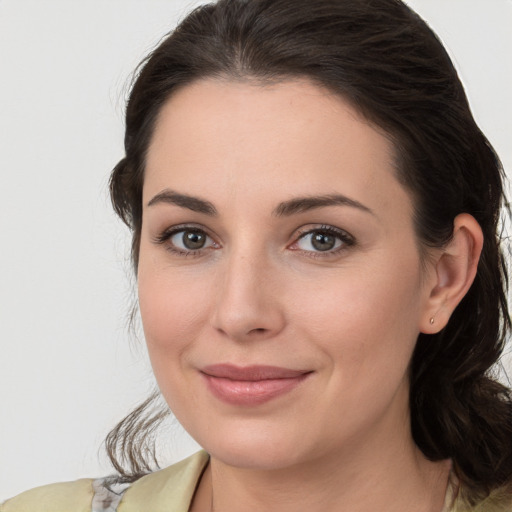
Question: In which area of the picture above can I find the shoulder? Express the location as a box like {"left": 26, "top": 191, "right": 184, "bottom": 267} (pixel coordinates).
{"left": 0, "top": 451, "right": 209, "bottom": 512}
{"left": 453, "top": 483, "right": 512, "bottom": 512}
{"left": 472, "top": 485, "right": 512, "bottom": 512}
{"left": 1, "top": 478, "right": 94, "bottom": 512}
{"left": 118, "top": 450, "right": 209, "bottom": 511}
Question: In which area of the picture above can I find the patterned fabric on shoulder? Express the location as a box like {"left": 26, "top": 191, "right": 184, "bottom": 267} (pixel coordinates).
{"left": 91, "top": 478, "right": 131, "bottom": 512}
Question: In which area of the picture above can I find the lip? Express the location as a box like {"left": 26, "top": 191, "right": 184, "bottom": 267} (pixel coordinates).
{"left": 200, "top": 364, "right": 312, "bottom": 406}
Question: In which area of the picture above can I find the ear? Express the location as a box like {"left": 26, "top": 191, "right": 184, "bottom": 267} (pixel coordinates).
{"left": 420, "top": 213, "right": 483, "bottom": 334}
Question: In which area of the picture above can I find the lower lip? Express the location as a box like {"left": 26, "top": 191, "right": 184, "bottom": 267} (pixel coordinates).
{"left": 202, "top": 373, "right": 310, "bottom": 406}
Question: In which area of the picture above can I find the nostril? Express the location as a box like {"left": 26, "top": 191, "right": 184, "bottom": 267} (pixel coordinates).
{"left": 249, "top": 328, "right": 267, "bottom": 335}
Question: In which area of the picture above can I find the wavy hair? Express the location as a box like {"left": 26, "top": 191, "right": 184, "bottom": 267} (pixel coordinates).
{"left": 106, "top": 0, "right": 512, "bottom": 503}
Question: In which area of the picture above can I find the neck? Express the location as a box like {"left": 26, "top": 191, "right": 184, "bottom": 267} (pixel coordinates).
{"left": 193, "top": 434, "right": 451, "bottom": 512}
{"left": 208, "top": 448, "right": 449, "bottom": 512}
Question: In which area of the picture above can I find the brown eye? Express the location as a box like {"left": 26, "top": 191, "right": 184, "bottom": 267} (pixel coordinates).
{"left": 165, "top": 228, "right": 216, "bottom": 253}
{"left": 294, "top": 226, "right": 354, "bottom": 255}
{"left": 311, "top": 232, "right": 337, "bottom": 251}
{"left": 180, "top": 230, "right": 207, "bottom": 250}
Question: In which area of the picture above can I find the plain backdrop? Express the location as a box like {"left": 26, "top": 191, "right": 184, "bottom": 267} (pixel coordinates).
{"left": 1, "top": 0, "right": 511, "bottom": 501}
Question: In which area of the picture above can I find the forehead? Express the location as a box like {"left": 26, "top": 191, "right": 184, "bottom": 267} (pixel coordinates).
{"left": 144, "top": 78, "right": 412, "bottom": 221}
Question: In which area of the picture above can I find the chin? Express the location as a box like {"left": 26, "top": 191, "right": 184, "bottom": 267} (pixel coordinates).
{"left": 209, "top": 444, "right": 303, "bottom": 471}
{"left": 193, "top": 423, "right": 309, "bottom": 470}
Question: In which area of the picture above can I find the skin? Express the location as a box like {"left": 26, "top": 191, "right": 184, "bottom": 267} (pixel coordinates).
{"left": 138, "top": 79, "right": 482, "bottom": 512}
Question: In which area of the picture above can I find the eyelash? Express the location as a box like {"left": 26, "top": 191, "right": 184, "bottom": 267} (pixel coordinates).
{"left": 152, "top": 224, "right": 355, "bottom": 258}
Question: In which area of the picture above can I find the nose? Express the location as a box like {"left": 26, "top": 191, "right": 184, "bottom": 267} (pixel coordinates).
{"left": 211, "top": 250, "right": 286, "bottom": 342}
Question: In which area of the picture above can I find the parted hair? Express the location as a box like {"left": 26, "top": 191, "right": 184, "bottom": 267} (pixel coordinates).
{"left": 107, "top": 0, "right": 512, "bottom": 503}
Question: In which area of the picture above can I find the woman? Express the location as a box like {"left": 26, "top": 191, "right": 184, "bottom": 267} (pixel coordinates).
{"left": 2, "top": 0, "right": 511, "bottom": 510}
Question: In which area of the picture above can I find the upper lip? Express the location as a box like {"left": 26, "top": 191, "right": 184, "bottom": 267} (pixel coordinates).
{"left": 201, "top": 364, "right": 311, "bottom": 381}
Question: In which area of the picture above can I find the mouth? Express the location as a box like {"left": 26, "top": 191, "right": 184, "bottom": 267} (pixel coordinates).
{"left": 200, "top": 364, "right": 312, "bottom": 406}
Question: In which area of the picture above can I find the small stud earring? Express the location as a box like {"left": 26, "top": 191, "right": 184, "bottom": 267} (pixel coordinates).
{"left": 430, "top": 317, "right": 435, "bottom": 325}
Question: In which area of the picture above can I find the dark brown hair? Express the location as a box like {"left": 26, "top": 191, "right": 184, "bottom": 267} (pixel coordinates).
{"left": 107, "top": 0, "right": 512, "bottom": 503}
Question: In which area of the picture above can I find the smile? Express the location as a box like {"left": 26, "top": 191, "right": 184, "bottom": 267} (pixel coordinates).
{"left": 200, "top": 364, "right": 312, "bottom": 406}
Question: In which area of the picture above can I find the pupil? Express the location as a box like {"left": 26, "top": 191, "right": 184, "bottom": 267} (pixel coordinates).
{"left": 312, "top": 232, "right": 335, "bottom": 251}
{"left": 183, "top": 231, "right": 205, "bottom": 250}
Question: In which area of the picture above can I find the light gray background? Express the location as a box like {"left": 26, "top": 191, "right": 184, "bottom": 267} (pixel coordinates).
{"left": 1, "top": 0, "right": 511, "bottom": 501}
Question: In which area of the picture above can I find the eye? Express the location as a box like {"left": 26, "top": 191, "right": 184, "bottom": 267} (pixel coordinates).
{"left": 291, "top": 226, "right": 354, "bottom": 255}
{"left": 171, "top": 229, "right": 211, "bottom": 251}
{"left": 153, "top": 226, "right": 217, "bottom": 255}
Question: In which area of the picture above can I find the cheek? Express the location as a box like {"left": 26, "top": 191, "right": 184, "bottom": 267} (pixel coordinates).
{"left": 137, "top": 263, "right": 211, "bottom": 367}
{"left": 291, "top": 254, "right": 424, "bottom": 375}
{"left": 289, "top": 260, "right": 424, "bottom": 437}
{"left": 137, "top": 268, "right": 214, "bottom": 420}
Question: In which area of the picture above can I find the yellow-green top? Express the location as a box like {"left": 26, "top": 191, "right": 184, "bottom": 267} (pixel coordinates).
{"left": 2, "top": 451, "right": 511, "bottom": 512}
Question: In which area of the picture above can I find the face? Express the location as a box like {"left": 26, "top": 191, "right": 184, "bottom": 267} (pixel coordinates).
{"left": 138, "top": 79, "right": 435, "bottom": 470}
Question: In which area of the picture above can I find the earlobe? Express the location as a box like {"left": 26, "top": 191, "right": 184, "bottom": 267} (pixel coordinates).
{"left": 420, "top": 213, "right": 483, "bottom": 334}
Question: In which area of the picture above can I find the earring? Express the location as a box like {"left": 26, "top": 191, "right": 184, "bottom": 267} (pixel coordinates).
{"left": 429, "top": 317, "right": 435, "bottom": 325}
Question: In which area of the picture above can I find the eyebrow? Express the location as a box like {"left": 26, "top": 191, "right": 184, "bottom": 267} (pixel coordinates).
{"left": 147, "top": 189, "right": 373, "bottom": 217}
{"left": 273, "top": 194, "right": 374, "bottom": 217}
{"left": 147, "top": 189, "right": 217, "bottom": 215}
